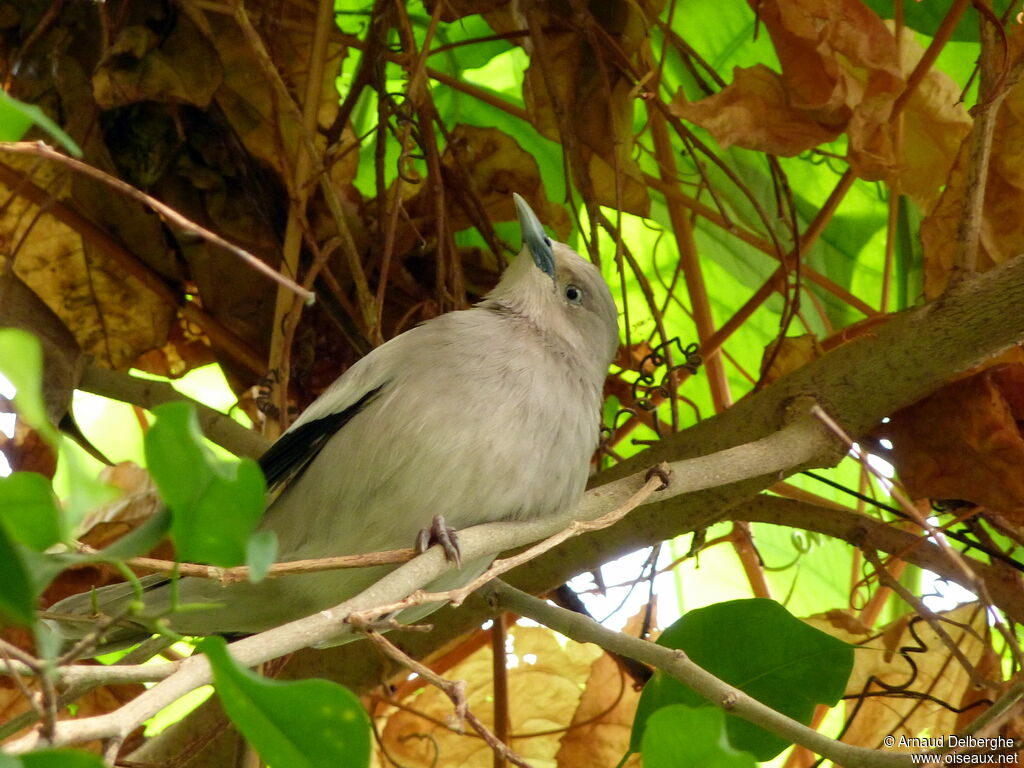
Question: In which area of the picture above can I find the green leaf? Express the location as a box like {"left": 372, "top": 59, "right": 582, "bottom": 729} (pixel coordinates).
{"left": 0, "top": 91, "right": 32, "bottom": 140}
{"left": 144, "top": 402, "right": 265, "bottom": 566}
{"left": 58, "top": 446, "right": 117, "bottom": 534}
{"left": 642, "top": 706, "right": 757, "bottom": 768}
{"left": 18, "top": 748, "right": 108, "bottom": 767}
{"left": 200, "top": 637, "right": 371, "bottom": 768}
{"left": 895, "top": 195, "right": 924, "bottom": 310}
{"left": 19, "top": 549, "right": 71, "bottom": 610}
{"left": 245, "top": 530, "right": 278, "bottom": 583}
{"left": 0, "top": 473, "right": 63, "bottom": 550}
{"left": 860, "top": 0, "right": 978, "bottom": 42}
{"left": 0, "top": 91, "right": 83, "bottom": 156}
{"left": 428, "top": 14, "right": 512, "bottom": 74}
{"left": 0, "top": 524, "right": 36, "bottom": 627}
{"left": 631, "top": 598, "right": 854, "bottom": 760}
{"left": 0, "top": 329, "right": 59, "bottom": 445}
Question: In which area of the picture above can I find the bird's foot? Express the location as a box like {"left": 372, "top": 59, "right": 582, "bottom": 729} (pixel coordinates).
{"left": 415, "top": 514, "right": 462, "bottom": 568}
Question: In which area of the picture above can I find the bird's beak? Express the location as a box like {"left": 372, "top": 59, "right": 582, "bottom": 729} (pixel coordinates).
{"left": 513, "top": 193, "right": 555, "bottom": 279}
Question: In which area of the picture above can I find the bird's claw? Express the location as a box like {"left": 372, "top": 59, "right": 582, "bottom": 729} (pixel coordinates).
{"left": 416, "top": 514, "right": 462, "bottom": 568}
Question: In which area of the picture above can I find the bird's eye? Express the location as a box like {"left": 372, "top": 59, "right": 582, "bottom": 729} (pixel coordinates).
{"left": 564, "top": 284, "right": 584, "bottom": 305}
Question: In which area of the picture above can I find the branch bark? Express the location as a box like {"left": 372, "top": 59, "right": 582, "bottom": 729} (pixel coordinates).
{"left": 77, "top": 364, "right": 270, "bottom": 459}
{"left": 6, "top": 406, "right": 837, "bottom": 752}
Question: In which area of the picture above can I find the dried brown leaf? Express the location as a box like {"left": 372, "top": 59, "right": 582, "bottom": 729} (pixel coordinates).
{"left": 759, "top": 334, "right": 823, "bottom": 384}
{"left": 92, "top": 16, "right": 223, "bottom": 110}
{"left": 811, "top": 604, "right": 990, "bottom": 749}
{"left": 376, "top": 624, "right": 602, "bottom": 767}
{"left": 437, "top": 124, "right": 572, "bottom": 239}
{"left": 670, "top": 64, "right": 842, "bottom": 156}
{"left": 0, "top": 418, "right": 57, "bottom": 477}
{"left": 554, "top": 653, "right": 641, "bottom": 768}
{"left": 676, "top": 2, "right": 968, "bottom": 206}
{"left": 502, "top": 1, "right": 657, "bottom": 214}
{"left": 879, "top": 364, "right": 1024, "bottom": 518}
{"left": 0, "top": 265, "right": 83, "bottom": 424}
{"left": 921, "top": 25, "right": 1024, "bottom": 297}
{"left": 554, "top": 605, "right": 651, "bottom": 768}
{"left": 0, "top": 159, "right": 174, "bottom": 371}
{"left": 133, "top": 310, "right": 216, "bottom": 379}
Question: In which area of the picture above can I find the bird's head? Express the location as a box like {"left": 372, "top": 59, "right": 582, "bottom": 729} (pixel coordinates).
{"left": 481, "top": 194, "right": 619, "bottom": 377}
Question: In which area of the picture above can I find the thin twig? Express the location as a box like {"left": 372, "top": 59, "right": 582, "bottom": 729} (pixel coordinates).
{"left": 862, "top": 548, "right": 991, "bottom": 689}
{"left": 648, "top": 105, "right": 731, "bottom": 413}
{"left": 890, "top": 0, "right": 972, "bottom": 120}
{"left": 491, "top": 613, "right": 509, "bottom": 768}
{"left": 488, "top": 581, "right": 914, "bottom": 768}
{"left": 953, "top": 22, "right": 1024, "bottom": 277}
{"left": 227, "top": 0, "right": 376, "bottom": 335}
{"left": 809, "top": 405, "right": 978, "bottom": 586}
{"left": 264, "top": 0, "right": 340, "bottom": 438}
{"left": 348, "top": 465, "right": 671, "bottom": 621}
{"left": 351, "top": 622, "right": 534, "bottom": 768}
{"left": 0, "top": 142, "right": 313, "bottom": 303}
{"left": 74, "top": 543, "right": 417, "bottom": 583}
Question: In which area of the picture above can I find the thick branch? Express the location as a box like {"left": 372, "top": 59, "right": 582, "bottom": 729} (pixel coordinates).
{"left": 6, "top": 408, "right": 835, "bottom": 752}
{"left": 602, "top": 253, "right": 1024, "bottom": 488}
{"left": 78, "top": 364, "right": 270, "bottom": 459}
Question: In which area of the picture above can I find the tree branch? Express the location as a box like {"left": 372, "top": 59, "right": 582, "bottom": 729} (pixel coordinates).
{"left": 485, "top": 582, "right": 914, "bottom": 768}
{"left": 5, "top": 405, "right": 837, "bottom": 752}
{"left": 0, "top": 142, "right": 312, "bottom": 303}
{"left": 77, "top": 363, "right": 270, "bottom": 459}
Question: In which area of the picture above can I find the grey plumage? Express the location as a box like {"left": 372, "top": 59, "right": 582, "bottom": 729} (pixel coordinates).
{"left": 51, "top": 194, "right": 618, "bottom": 644}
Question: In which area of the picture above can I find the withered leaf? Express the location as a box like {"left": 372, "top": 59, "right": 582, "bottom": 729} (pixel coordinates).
{"left": 376, "top": 624, "right": 601, "bottom": 767}
{"left": 670, "top": 64, "right": 842, "bottom": 156}
{"left": 676, "top": 1, "right": 969, "bottom": 206}
{"left": 880, "top": 364, "right": 1024, "bottom": 519}
{"left": 808, "top": 604, "right": 989, "bottom": 750}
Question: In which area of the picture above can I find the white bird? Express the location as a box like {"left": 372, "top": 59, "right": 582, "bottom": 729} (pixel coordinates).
{"left": 53, "top": 193, "right": 619, "bottom": 645}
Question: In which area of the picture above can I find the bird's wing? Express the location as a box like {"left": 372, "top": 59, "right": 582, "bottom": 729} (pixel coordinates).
{"left": 258, "top": 383, "right": 386, "bottom": 491}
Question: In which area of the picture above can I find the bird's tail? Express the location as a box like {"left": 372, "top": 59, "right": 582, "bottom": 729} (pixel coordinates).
{"left": 44, "top": 574, "right": 168, "bottom": 656}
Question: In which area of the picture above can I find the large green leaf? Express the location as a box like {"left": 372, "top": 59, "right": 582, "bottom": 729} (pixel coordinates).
{"left": 0, "top": 472, "right": 63, "bottom": 550}
{"left": 427, "top": 13, "right": 513, "bottom": 74}
{"left": 861, "top": 0, "right": 979, "bottom": 42}
{"left": 0, "top": 92, "right": 82, "bottom": 155}
{"left": 0, "top": 329, "right": 58, "bottom": 445}
{"left": 895, "top": 195, "right": 925, "bottom": 308}
{"left": 16, "top": 749, "right": 107, "bottom": 768}
{"left": 200, "top": 637, "right": 371, "bottom": 768}
{"left": 642, "top": 705, "right": 757, "bottom": 768}
{"left": 0, "top": 524, "right": 36, "bottom": 627}
{"left": 631, "top": 598, "right": 854, "bottom": 760}
{"left": 144, "top": 402, "right": 265, "bottom": 567}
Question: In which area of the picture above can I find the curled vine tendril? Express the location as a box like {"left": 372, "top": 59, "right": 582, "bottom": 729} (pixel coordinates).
{"left": 602, "top": 338, "right": 703, "bottom": 451}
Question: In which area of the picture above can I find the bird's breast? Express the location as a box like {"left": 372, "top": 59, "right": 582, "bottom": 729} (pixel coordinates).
{"left": 267, "top": 316, "right": 605, "bottom": 555}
